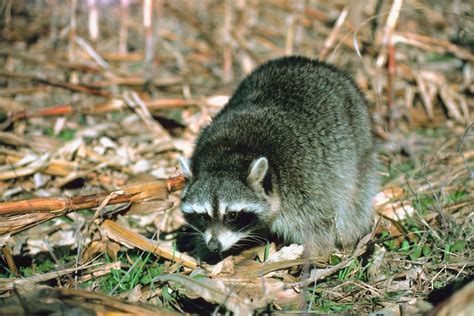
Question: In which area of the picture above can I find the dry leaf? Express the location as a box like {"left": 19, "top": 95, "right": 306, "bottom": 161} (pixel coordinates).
{"left": 157, "top": 274, "right": 261, "bottom": 315}
{"left": 266, "top": 244, "right": 304, "bottom": 263}
{"left": 367, "top": 244, "right": 387, "bottom": 282}
{"left": 101, "top": 219, "right": 197, "bottom": 269}
{"left": 82, "top": 239, "right": 121, "bottom": 263}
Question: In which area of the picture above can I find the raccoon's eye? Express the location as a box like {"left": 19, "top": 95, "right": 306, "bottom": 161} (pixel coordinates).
{"left": 226, "top": 211, "right": 239, "bottom": 222}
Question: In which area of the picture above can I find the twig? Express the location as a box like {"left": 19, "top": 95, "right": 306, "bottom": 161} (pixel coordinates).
{"left": 123, "top": 91, "right": 171, "bottom": 140}
{"left": 87, "top": 0, "right": 99, "bottom": 47}
{"left": 8, "top": 96, "right": 223, "bottom": 122}
{"left": 223, "top": 0, "right": 234, "bottom": 82}
{"left": 319, "top": 6, "right": 349, "bottom": 60}
{"left": 393, "top": 32, "right": 474, "bottom": 62}
{"left": 164, "top": 2, "right": 219, "bottom": 51}
{"left": 376, "top": 0, "right": 403, "bottom": 68}
{"left": 1, "top": 149, "right": 77, "bottom": 179}
{"left": 0, "top": 263, "right": 102, "bottom": 291}
{"left": 1, "top": 244, "right": 18, "bottom": 276}
{"left": 69, "top": 0, "right": 78, "bottom": 62}
{"left": 284, "top": 13, "right": 296, "bottom": 55}
{"left": 0, "top": 176, "right": 184, "bottom": 216}
{"left": 75, "top": 36, "right": 109, "bottom": 69}
{"left": 90, "top": 75, "right": 181, "bottom": 88}
{"left": 0, "top": 49, "right": 101, "bottom": 73}
{"left": 386, "top": 42, "right": 396, "bottom": 125}
{"left": 143, "top": 0, "right": 154, "bottom": 83}
{"left": 119, "top": 0, "right": 129, "bottom": 54}
{"left": 0, "top": 70, "right": 110, "bottom": 96}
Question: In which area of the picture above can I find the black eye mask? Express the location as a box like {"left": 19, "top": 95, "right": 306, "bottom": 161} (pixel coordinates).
{"left": 183, "top": 212, "right": 211, "bottom": 231}
{"left": 224, "top": 211, "right": 261, "bottom": 231}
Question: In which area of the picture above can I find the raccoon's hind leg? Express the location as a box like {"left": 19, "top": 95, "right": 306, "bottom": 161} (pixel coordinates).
{"left": 270, "top": 202, "right": 339, "bottom": 256}
{"left": 336, "top": 154, "right": 378, "bottom": 251}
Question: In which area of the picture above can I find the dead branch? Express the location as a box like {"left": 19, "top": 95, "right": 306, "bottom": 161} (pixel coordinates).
{"left": 0, "top": 49, "right": 101, "bottom": 73}
{"left": 0, "top": 176, "right": 184, "bottom": 216}
{"left": 0, "top": 70, "right": 110, "bottom": 96}
{"left": 0, "top": 285, "right": 178, "bottom": 315}
{"left": 0, "top": 176, "right": 185, "bottom": 235}
{"left": 393, "top": 31, "right": 474, "bottom": 62}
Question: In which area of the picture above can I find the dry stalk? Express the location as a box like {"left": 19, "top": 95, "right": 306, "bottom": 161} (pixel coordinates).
{"left": 223, "top": 0, "right": 234, "bottom": 82}
{"left": 119, "top": 0, "right": 129, "bottom": 54}
{"left": 143, "top": 0, "right": 154, "bottom": 83}
{"left": 0, "top": 176, "right": 185, "bottom": 235}
{"left": 87, "top": 0, "right": 99, "bottom": 47}
{"left": 376, "top": 0, "right": 403, "bottom": 68}
{"left": 393, "top": 32, "right": 474, "bottom": 63}
{"left": 319, "top": 7, "right": 349, "bottom": 60}
{"left": 0, "top": 70, "right": 109, "bottom": 96}
{"left": 101, "top": 219, "right": 197, "bottom": 269}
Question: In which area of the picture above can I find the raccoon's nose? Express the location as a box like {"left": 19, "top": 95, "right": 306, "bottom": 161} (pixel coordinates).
{"left": 207, "top": 237, "right": 221, "bottom": 252}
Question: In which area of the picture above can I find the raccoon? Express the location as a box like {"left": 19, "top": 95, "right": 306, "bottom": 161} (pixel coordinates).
{"left": 179, "top": 56, "right": 378, "bottom": 259}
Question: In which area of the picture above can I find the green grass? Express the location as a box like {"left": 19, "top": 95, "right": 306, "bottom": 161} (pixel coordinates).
{"left": 444, "top": 190, "right": 469, "bottom": 204}
{"left": 381, "top": 159, "right": 417, "bottom": 185}
{"left": 425, "top": 52, "right": 457, "bottom": 62}
{"left": 263, "top": 242, "right": 271, "bottom": 262}
{"left": 82, "top": 250, "right": 186, "bottom": 310}
{"left": 90, "top": 252, "right": 162, "bottom": 294}
{"left": 414, "top": 127, "right": 450, "bottom": 138}
{"left": 19, "top": 259, "right": 55, "bottom": 277}
{"left": 1, "top": 253, "right": 76, "bottom": 278}
{"left": 313, "top": 300, "right": 353, "bottom": 313}
{"left": 43, "top": 127, "right": 77, "bottom": 141}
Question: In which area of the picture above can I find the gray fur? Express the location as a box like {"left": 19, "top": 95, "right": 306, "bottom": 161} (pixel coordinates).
{"left": 180, "top": 56, "right": 378, "bottom": 256}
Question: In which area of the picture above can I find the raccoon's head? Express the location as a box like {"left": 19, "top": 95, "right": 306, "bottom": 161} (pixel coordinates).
{"left": 178, "top": 157, "right": 272, "bottom": 255}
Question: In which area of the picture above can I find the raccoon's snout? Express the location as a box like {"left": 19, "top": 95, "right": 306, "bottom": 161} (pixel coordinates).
{"left": 203, "top": 227, "right": 247, "bottom": 253}
{"left": 207, "top": 237, "right": 221, "bottom": 252}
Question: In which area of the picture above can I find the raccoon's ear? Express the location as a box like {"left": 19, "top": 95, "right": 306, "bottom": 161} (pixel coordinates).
{"left": 248, "top": 157, "right": 268, "bottom": 186}
{"left": 178, "top": 156, "right": 193, "bottom": 179}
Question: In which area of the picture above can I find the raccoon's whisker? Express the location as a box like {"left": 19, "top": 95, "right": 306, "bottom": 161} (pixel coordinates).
{"left": 240, "top": 238, "right": 266, "bottom": 245}
{"left": 247, "top": 235, "right": 267, "bottom": 241}
{"left": 232, "top": 226, "right": 268, "bottom": 243}
{"left": 231, "top": 245, "right": 247, "bottom": 250}
{"left": 244, "top": 232, "right": 267, "bottom": 240}
{"left": 184, "top": 223, "right": 203, "bottom": 234}
{"left": 249, "top": 236, "right": 268, "bottom": 241}
{"left": 246, "top": 229, "right": 266, "bottom": 235}
{"left": 236, "top": 224, "right": 260, "bottom": 233}
{"left": 243, "top": 232, "right": 266, "bottom": 238}
{"left": 239, "top": 235, "right": 267, "bottom": 243}
{"left": 250, "top": 236, "right": 268, "bottom": 242}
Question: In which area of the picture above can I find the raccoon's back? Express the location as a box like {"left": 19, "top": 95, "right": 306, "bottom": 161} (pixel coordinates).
{"left": 192, "top": 56, "right": 374, "bottom": 184}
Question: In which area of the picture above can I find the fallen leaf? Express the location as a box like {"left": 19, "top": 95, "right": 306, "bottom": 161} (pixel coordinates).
{"left": 266, "top": 244, "right": 304, "bottom": 263}
{"left": 157, "top": 274, "right": 260, "bottom": 315}
{"left": 101, "top": 219, "right": 197, "bottom": 269}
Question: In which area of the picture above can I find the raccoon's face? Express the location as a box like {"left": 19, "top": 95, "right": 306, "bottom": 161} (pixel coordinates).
{"left": 179, "top": 157, "right": 271, "bottom": 254}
